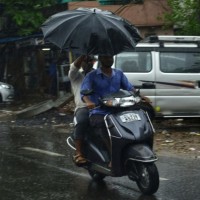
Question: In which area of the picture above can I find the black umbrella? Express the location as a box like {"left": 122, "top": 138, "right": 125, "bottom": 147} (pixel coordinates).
{"left": 41, "top": 7, "right": 142, "bottom": 56}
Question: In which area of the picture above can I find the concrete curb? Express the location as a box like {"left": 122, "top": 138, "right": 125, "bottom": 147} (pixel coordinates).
{"left": 0, "top": 93, "right": 74, "bottom": 120}
{"left": 15, "top": 99, "right": 55, "bottom": 119}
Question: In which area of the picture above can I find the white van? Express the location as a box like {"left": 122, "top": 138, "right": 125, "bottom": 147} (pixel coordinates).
{"left": 94, "top": 36, "right": 200, "bottom": 118}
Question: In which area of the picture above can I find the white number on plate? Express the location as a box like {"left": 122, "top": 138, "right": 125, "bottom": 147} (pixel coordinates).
{"left": 120, "top": 113, "right": 141, "bottom": 122}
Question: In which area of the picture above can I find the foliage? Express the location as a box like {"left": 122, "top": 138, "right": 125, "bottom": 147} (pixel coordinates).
{"left": 1, "top": 0, "right": 57, "bottom": 36}
{"left": 165, "top": 0, "right": 200, "bottom": 35}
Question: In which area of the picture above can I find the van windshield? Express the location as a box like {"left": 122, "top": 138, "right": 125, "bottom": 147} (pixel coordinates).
{"left": 115, "top": 52, "right": 152, "bottom": 73}
{"left": 160, "top": 52, "right": 200, "bottom": 73}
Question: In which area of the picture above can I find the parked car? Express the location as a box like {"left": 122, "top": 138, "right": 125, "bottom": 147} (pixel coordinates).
{"left": 0, "top": 82, "right": 15, "bottom": 103}
{"left": 94, "top": 35, "right": 200, "bottom": 118}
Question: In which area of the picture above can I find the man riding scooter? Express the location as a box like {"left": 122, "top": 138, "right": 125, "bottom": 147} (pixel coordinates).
{"left": 81, "top": 55, "right": 137, "bottom": 165}
{"left": 81, "top": 55, "right": 154, "bottom": 165}
{"left": 68, "top": 55, "right": 95, "bottom": 166}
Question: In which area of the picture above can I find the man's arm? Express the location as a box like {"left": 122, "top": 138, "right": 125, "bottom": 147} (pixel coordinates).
{"left": 74, "top": 55, "right": 86, "bottom": 68}
{"left": 120, "top": 71, "right": 151, "bottom": 103}
{"left": 120, "top": 71, "right": 134, "bottom": 91}
{"left": 82, "top": 96, "right": 96, "bottom": 109}
{"left": 80, "top": 71, "right": 96, "bottom": 109}
{"left": 68, "top": 55, "right": 86, "bottom": 81}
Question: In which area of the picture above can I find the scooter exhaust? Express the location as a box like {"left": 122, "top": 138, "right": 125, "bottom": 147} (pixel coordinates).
{"left": 87, "top": 163, "right": 112, "bottom": 176}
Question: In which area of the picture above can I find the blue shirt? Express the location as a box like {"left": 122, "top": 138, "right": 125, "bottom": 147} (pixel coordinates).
{"left": 81, "top": 68, "right": 134, "bottom": 115}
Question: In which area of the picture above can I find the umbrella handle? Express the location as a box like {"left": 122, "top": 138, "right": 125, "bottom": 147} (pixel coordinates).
{"left": 69, "top": 51, "right": 73, "bottom": 63}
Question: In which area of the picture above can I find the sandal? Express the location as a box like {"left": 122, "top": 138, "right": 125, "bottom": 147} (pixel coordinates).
{"left": 108, "top": 161, "right": 112, "bottom": 168}
{"left": 73, "top": 154, "right": 87, "bottom": 166}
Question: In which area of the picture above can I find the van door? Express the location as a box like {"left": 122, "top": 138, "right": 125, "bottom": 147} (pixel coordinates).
{"left": 155, "top": 50, "right": 200, "bottom": 117}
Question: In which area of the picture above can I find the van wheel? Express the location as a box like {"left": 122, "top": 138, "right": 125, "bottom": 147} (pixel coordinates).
{"left": 138, "top": 102, "right": 155, "bottom": 120}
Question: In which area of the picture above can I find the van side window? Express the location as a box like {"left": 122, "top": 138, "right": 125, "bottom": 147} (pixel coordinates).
{"left": 160, "top": 52, "right": 200, "bottom": 73}
{"left": 115, "top": 52, "right": 152, "bottom": 73}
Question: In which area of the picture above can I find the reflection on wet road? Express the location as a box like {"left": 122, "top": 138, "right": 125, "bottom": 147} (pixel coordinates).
{"left": 0, "top": 124, "right": 200, "bottom": 200}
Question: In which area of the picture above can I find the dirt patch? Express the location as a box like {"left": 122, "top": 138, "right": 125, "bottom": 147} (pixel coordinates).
{"left": 153, "top": 119, "right": 200, "bottom": 159}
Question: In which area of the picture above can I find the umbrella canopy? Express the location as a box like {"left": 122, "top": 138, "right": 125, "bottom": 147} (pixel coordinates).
{"left": 41, "top": 7, "right": 142, "bottom": 56}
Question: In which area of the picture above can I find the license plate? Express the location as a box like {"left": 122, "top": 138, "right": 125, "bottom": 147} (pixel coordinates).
{"left": 120, "top": 113, "right": 141, "bottom": 122}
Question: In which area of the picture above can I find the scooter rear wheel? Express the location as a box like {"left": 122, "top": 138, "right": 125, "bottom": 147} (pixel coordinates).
{"left": 88, "top": 169, "right": 106, "bottom": 182}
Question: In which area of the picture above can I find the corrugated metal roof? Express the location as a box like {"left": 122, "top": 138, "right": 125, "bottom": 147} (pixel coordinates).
{"left": 0, "top": 33, "right": 43, "bottom": 44}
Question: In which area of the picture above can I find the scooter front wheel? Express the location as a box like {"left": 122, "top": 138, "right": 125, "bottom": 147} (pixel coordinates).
{"left": 128, "top": 162, "right": 159, "bottom": 195}
{"left": 88, "top": 169, "right": 106, "bottom": 182}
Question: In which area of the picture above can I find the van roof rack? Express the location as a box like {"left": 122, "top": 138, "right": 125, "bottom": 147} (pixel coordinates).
{"left": 142, "top": 35, "right": 200, "bottom": 47}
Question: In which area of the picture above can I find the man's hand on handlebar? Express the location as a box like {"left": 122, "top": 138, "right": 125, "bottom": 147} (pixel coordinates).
{"left": 141, "top": 96, "right": 152, "bottom": 103}
{"left": 86, "top": 101, "right": 96, "bottom": 109}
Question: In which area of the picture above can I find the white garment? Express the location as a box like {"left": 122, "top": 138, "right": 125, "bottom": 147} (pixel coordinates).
{"left": 68, "top": 62, "right": 86, "bottom": 110}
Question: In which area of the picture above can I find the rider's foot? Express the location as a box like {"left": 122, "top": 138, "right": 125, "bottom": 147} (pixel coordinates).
{"left": 73, "top": 154, "right": 87, "bottom": 167}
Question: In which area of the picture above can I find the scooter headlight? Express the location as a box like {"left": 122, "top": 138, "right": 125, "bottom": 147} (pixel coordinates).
{"left": 119, "top": 96, "right": 136, "bottom": 107}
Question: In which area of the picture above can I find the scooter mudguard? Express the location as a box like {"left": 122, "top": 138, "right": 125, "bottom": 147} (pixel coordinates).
{"left": 124, "top": 144, "right": 158, "bottom": 163}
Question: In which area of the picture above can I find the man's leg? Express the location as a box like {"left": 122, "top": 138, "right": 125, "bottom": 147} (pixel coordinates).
{"left": 73, "top": 107, "right": 89, "bottom": 165}
{"left": 90, "top": 114, "right": 111, "bottom": 157}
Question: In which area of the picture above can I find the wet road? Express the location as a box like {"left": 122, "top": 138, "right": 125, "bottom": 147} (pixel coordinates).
{"left": 0, "top": 124, "right": 200, "bottom": 200}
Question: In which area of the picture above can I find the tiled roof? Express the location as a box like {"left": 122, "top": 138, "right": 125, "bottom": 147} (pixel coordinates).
{"left": 68, "top": 0, "right": 170, "bottom": 26}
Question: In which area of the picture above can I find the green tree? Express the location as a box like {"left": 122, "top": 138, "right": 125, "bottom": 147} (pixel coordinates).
{"left": 165, "top": 0, "right": 200, "bottom": 35}
{"left": 1, "top": 0, "right": 57, "bottom": 35}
